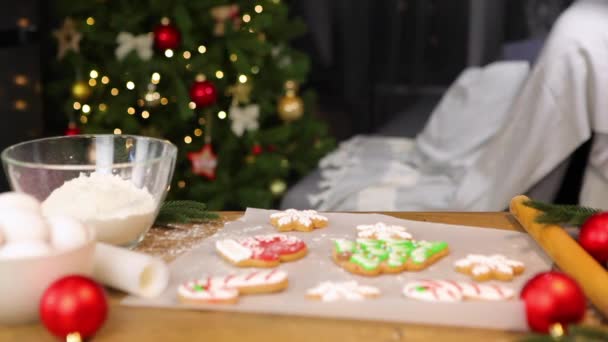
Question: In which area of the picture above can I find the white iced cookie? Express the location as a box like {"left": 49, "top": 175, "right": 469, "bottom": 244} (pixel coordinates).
{"left": 0, "top": 209, "right": 49, "bottom": 243}
{"left": 356, "top": 222, "right": 413, "bottom": 240}
{"left": 46, "top": 215, "right": 88, "bottom": 251}
{"left": 0, "top": 192, "right": 41, "bottom": 213}
{"left": 306, "top": 281, "right": 380, "bottom": 302}
{"left": 0, "top": 240, "right": 52, "bottom": 259}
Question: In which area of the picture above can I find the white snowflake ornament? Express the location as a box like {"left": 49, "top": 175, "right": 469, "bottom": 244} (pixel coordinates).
{"left": 229, "top": 102, "right": 259, "bottom": 137}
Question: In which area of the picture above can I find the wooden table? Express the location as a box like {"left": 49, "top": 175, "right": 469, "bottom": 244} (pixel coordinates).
{"left": 0, "top": 212, "right": 603, "bottom": 341}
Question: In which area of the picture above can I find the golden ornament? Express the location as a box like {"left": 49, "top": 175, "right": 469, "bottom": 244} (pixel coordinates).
{"left": 277, "top": 80, "right": 303, "bottom": 122}
{"left": 53, "top": 18, "right": 82, "bottom": 60}
{"left": 227, "top": 82, "right": 252, "bottom": 104}
{"left": 270, "top": 179, "right": 287, "bottom": 196}
{"left": 71, "top": 80, "right": 92, "bottom": 101}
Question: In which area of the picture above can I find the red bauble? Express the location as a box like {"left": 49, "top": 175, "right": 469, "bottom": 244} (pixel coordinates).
{"left": 579, "top": 212, "right": 608, "bottom": 264}
{"left": 520, "top": 271, "right": 586, "bottom": 333}
{"left": 40, "top": 275, "right": 108, "bottom": 339}
{"left": 65, "top": 122, "right": 80, "bottom": 136}
{"left": 251, "top": 144, "right": 263, "bottom": 156}
{"left": 153, "top": 24, "right": 181, "bottom": 50}
{"left": 189, "top": 81, "right": 217, "bottom": 108}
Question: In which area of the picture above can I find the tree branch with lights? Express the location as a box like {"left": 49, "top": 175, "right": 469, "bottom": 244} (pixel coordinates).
{"left": 48, "top": 1, "right": 335, "bottom": 210}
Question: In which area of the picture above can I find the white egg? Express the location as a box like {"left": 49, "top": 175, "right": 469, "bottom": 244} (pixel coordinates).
{"left": 0, "top": 192, "right": 41, "bottom": 213}
{"left": 0, "top": 210, "right": 49, "bottom": 243}
{"left": 0, "top": 240, "right": 52, "bottom": 259}
{"left": 46, "top": 215, "right": 88, "bottom": 251}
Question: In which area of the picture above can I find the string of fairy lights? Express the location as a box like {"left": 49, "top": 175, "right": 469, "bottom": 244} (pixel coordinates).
{"left": 72, "top": 4, "right": 270, "bottom": 145}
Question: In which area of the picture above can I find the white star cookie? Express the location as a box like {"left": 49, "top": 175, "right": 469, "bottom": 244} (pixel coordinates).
{"left": 270, "top": 209, "right": 328, "bottom": 232}
{"left": 306, "top": 281, "right": 380, "bottom": 302}
{"left": 356, "top": 222, "right": 412, "bottom": 240}
{"left": 454, "top": 254, "right": 525, "bottom": 281}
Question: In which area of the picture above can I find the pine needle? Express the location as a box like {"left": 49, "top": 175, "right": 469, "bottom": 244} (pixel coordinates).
{"left": 523, "top": 200, "right": 601, "bottom": 226}
{"left": 154, "top": 200, "right": 218, "bottom": 227}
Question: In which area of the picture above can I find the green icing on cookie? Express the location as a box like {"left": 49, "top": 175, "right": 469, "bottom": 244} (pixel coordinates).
{"left": 350, "top": 253, "right": 380, "bottom": 270}
{"left": 334, "top": 239, "right": 355, "bottom": 253}
{"left": 387, "top": 253, "right": 406, "bottom": 267}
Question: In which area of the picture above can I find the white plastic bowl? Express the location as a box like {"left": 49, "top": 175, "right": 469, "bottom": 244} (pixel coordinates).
{"left": 0, "top": 228, "right": 95, "bottom": 324}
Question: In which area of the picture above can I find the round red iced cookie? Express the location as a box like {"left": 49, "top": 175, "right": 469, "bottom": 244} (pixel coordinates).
{"left": 241, "top": 234, "right": 306, "bottom": 261}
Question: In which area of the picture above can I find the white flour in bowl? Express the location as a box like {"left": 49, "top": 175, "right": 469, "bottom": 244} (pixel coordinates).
{"left": 42, "top": 173, "right": 157, "bottom": 246}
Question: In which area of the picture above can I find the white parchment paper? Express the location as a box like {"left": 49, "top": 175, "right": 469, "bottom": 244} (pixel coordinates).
{"left": 122, "top": 209, "right": 552, "bottom": 331}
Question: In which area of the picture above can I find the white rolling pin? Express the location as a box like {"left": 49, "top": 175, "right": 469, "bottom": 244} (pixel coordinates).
{"left": 93, "top": 243, "right": 169, "bottom": 298}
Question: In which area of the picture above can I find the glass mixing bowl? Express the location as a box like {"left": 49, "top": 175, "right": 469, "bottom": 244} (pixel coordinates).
{"left": 1, "top": 135, "right": 177, "bottom": 247}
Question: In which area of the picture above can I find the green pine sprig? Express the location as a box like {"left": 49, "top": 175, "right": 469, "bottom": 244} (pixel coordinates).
{"left": 523, "top": 200, "right": 601, "bottom": 226}
{"left": 154, "top": 200, "right": 219, "bottom": 228}
{"left": 521, "top": 324, "right": 608, "bottom": 341}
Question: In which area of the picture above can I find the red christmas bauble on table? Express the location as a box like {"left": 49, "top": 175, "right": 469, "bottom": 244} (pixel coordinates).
{"left": 189, "top": 80, "right": 217, "bottom": 108}
{"left": 153, "top": 23, "right": 181, "bottom": 50}
{"left": 40, "top": 275, "right": 108, "bottom": 339}
{"left": 579, "top": 212, "right": 608, "bottom": 265}
{"left": 520, "top": 271, "right": 586, "bottom": 333}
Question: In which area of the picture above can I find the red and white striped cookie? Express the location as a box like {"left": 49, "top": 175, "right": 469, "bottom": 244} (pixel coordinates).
{"left": 402, "top": 280, "right": 514, "bottom": 302}
{"left": 177, "top": 270, "right": 289, "bottom": 305}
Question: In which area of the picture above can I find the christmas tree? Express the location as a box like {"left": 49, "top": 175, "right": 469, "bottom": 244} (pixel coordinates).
{"left": 47, "top": 1, "right": 335, "bottom": 210}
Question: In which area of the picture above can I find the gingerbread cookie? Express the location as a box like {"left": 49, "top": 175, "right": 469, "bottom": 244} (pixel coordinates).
{"left": 216, "top": 234, "right": 307, "bottom": 267}
{"left": 454, "top": 254, "right": 525, "bottom": 281}
{"left": 332, "top": 238, "right": 449, "bottom": 276}
{"left": 178, "top": 269, "right": 289, "bottom": 305}
{"left": 306, "top": 281, "right": 380, "bottom": 302}
{"left": 356, "top": 222, "right": 412, "bottom": 240}
{"left": 402, "top": 279, "right": 514, "bottom": 302}
{"left": 270, "top": 209, "right": 328, "bottom": 232}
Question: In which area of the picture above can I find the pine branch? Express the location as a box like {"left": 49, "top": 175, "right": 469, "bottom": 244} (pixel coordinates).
{"left": 154, "top": 200, "right": 218, "bottom": 228}
{"left": 524, "top": 200, "right": 602, "bottom": 226}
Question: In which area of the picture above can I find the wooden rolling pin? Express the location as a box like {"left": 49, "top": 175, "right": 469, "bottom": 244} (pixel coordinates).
{"left": 510, "top": 195, "right": 608, "bottom": 317}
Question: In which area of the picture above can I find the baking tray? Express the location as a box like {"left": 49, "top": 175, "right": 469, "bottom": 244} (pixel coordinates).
{"left": 122, "top": 208, "right": 552, "bottom": 331}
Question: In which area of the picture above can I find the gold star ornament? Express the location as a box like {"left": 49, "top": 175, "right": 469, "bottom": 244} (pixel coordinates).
{"left": 53, "top": 18, "right": 82, "bottom": 60}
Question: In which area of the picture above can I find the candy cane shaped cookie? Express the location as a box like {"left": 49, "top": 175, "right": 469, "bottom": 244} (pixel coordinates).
{"left": 178, "top": 270, "right": 289, "bottom": 305}
{"left": 403, "top": 280, "right": 514, "bottom": 302}
{"left": 177, "top": 279, "right": 239, "bottom": 304}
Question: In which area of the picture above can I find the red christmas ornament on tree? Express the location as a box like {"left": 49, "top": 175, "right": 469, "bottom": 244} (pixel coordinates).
{"left": 520, "top": 271, "right": 586, "bottom": 333}
{"left": 40, "top": 275, "right": 108, "bottom": 339}
{"left": 65, "top": 122, "right": 81, "bottom": 136}
{"left": 153, "top": 23, "right": 181, "bottom": 50}
{"left": 251, "top": 143, "right": 263, "bottom": 156}
{"left": 579, "top": 212, "right": 608, "bottom": 265}
{"left": 189, "top": 80, "right": 217, "bottom": 108}
{"left": 188, "top": 143, "right": 218, "bottom": 179}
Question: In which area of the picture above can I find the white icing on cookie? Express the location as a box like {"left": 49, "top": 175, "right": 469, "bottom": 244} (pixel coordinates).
{"left": 177, "top": 279, "right": 239, "bottom": 301}
{"left": 454, "top": 254, "right": 523, "bottom": 276}
{"left": 356, "top": 222, "right": 412, "bottom": 240}
{"left": 403, "top": 280, "right": 514, "bottom": 302}
{"left": 306, "top": 281, "right": 380, "bottom": 302}
{"left": 208, "top": 270, "right": 287, "bottom": 289}
{"left": 271, "top": 209, "right": 328, "bottom": 227}
{"left": 215, "top": 239, "right": 253, "bottom": 262}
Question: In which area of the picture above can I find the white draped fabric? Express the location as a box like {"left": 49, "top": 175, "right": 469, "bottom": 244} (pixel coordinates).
{"left": 307, "top": 0, "right": 608, "bottom": 211}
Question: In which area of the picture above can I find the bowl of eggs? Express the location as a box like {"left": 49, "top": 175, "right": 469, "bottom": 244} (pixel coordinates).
{"left": 0, "top": 192, "right": 96, "bottom": 324}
